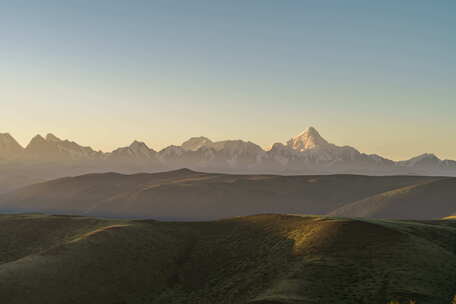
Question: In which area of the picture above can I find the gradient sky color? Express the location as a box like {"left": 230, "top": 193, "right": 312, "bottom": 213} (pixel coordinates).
{"left": 1, "top": 1, "right": 455, "bottom": 160}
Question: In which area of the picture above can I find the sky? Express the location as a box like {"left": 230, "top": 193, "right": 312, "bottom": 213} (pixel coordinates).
{"left": 1, "top": 0, "right": 455, "bottom": 160}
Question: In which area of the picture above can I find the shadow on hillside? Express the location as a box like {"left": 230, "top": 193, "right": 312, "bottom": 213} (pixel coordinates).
{"left": 1, "top": 214, "right": 456, "bottom": 304}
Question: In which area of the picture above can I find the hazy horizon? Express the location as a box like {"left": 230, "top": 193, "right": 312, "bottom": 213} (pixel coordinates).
{"left": 1, "top": 126, "right": 452, "bottom": 162}
{"left": 2, "top": 1, "right": 455, "bottom": 160}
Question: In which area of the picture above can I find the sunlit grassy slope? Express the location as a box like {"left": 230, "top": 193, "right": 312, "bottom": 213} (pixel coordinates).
{"left": 2, "top": 213, "right": 456, "bottom": 304}
{"left": 330, "top": 178, "right": 456, "bottom": 219}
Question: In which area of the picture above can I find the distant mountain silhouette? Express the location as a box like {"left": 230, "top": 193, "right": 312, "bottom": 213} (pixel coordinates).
{"left": 0, "top": 133, "right": 24, "bottom": 159}
{"left": 25, "top": 133, "right": 102, "bottom": 161}
{"left": 1, "top": 127, "right": 456, "bottom": 192}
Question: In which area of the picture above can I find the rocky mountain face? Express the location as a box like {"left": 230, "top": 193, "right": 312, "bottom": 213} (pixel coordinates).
{"left": 24, "top": 134, "right": 102, "bottom": 162}
{"left": 0, "top": 127, "right": 455, "bottom": 190}
{"left": 0, "top": 133, "right": 24, "bottom": 160}
{"left": 286, "top": 126, "right": 330, "bottom": 151}
{"left": 267, "top": 128, "right": 396, "bottom": 174}
{"left": 181, "top": 137, "right": 213, "bottom": 151}
{"left": 108, "top": 141, "right": 157, "bottom": 161}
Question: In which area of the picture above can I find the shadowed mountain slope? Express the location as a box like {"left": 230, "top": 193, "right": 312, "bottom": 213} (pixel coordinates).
{"left": 0, "top": 169, "right": 438, "bottom": 220}
{"left": 329, "top": 178, "right": 456, "bottom": 219}
{"left": 0, "top": 133, "right": 24, "bottom": 159}
{"left": 1, "top": 128, "right": 456, "bottom": 184}
{"left": 1, "top": 213, "right": 456, "bottom": 303}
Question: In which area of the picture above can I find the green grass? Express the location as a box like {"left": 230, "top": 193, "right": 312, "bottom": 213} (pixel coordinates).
{"left": 1, "top": 213, "right": 456, "bottom": 303}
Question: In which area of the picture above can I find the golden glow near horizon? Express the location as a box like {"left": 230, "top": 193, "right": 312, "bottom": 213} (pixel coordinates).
{"left": 3, "top": 70, "right": 456, "bottom": 160}
{"left": 1, "top": 2, "right": 455, "bottom": 161}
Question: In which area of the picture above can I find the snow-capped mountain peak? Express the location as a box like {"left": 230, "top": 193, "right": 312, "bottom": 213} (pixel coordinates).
{"left": 287, "top": 127, "right": 329, "bottom": 151}
{"left": 108, "top": 140, "right": 157, "bottom": 161}
{"left": 46, "top": 133, "right": 62, "bottom": 142}
{"left": 1, "top": 128, "right": 455, "bottom": 176}
{"left": 181, "top": 137, "right": 213, "bottom": 151}
{"left": 25, "top": 134, "right": 101, "bottom": 161}
{"left": 398, "top": 153, "right": 441, "bottom": 167}
{"left": 129, "top": 140, "right": 151, "bottom": 151}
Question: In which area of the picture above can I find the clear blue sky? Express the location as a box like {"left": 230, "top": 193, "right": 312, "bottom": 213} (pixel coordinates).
{"left": 1, "top": 1, "right": 455, "bottom": 160}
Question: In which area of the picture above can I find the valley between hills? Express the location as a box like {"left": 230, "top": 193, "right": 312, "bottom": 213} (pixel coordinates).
{"left": 0, "top": 169, "right": 456, "bottom": 303}
{"left": 4, "top": 1, "right": 456, "bottom": 303}
{"left": 2, "top": 127, "right": 456, "bottom": 196}
{"left": 0, "top": 169, "right": 455, "bottom": 220}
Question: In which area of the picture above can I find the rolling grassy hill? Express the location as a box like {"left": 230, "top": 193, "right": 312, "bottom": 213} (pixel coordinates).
{"left": 1, "top": 213, "right": 456, "bottom": 303}
{"left": 329, "top": 178, "right": 456, "bottom": 219}
{"left": 0, "top": 169, "right": 441, "bottom": 220}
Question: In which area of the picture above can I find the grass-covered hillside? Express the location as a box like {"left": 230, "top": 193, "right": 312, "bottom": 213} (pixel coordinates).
{"left": 330, "top": 178, "right": 456, "bottom": 219}
{"left": 0, "top": 169, "right": 442, "bottom": 220}
{"left": 2, "top": 213, "right": 456, "bottom": 304}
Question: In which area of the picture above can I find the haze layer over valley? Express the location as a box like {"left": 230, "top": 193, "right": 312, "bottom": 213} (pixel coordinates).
{"left": 1, "top": 127, "right": 456, "bottom": 193}
{"left": 1, "top": 169, "right": 454, "bottom": 221}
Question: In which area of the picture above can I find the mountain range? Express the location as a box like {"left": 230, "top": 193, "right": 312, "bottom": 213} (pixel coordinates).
{"left": 1, "top": 127, "right": 455, "bottom": 193}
